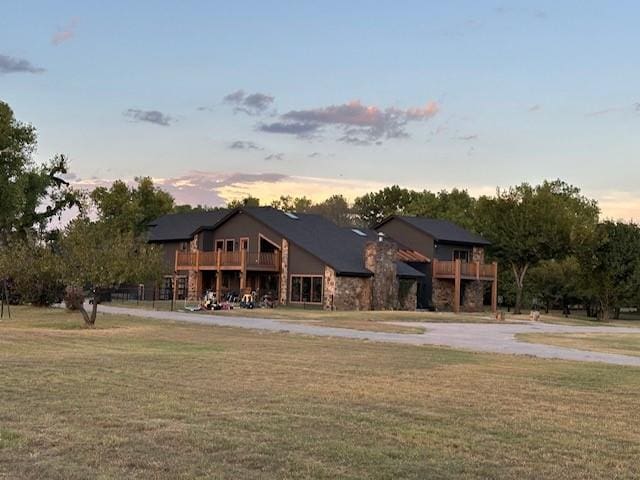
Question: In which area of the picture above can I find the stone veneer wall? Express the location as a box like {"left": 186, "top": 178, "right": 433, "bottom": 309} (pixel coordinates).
{"left": 363, "top": 240, "right": 399, "bottom": 310}
{"left": 279, "top": 238, "right": 289, "bottom": 305}
{"left": 462, "top": 280, "right": 484, "bottom": 312}
{"left": 323, "top": 266, "right": 337, "bottom": 310}
{"left": 398, "top": 279, "right": 417, "bottom": 311}
{"left": 331, "top": 275, "right": 372, "bottom": 311}
{"left": 187, "top": 234, "right": 199, "bottom": 301}
{"left": 432, "top": 278, "right": 454, "bottom": 310}
{"left": 472, "top": 246, "right": 485, "bottom": 263}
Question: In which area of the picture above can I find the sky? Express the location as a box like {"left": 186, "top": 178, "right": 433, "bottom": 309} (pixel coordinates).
{"left": 1, "top": 1, "right": 639, "bottom": 219}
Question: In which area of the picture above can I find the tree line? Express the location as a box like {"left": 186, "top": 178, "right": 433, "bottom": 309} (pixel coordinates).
{"left": 1, "top": 100, "right": 639, "bottom": 323}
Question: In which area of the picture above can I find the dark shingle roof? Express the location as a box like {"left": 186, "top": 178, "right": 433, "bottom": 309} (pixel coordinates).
{"left": 380, "top": 216, "right": 490, "bottom": 246}
{"left": 147, "top": 210, "right": 228, "bottom": 242}
{"left": 241, "top": 208, "right": 372, "bottom": 276}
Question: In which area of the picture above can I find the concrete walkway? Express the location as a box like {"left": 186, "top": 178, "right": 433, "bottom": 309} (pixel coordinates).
{"left": 97, "top": 304, "right": 640, "bottom": 367}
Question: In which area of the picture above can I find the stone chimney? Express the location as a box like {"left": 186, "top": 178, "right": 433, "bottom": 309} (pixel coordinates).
{"left": 364, "top": 239, "right": 399, "bottom": 310}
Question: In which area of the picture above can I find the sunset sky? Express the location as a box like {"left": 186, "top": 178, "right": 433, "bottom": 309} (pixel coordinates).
{"left": 2, "top": 1, "right": 639, "bottom": 219}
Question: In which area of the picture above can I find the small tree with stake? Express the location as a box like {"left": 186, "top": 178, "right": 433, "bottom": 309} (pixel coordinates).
{"left": 59, "top": 219, "right": 163, "bottom": 327}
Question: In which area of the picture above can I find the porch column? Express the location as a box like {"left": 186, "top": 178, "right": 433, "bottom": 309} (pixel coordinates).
{"left": 491, "top": 261, "right": 498, "bottom": 313}
{"left": 215, "top": 249, "right": 222, "bottom": 299}
{"left": 453, "top": 259, "right": 461, "bottom": 313}
{"left": 240, "top": 247, "right": 247, "bottom": 291}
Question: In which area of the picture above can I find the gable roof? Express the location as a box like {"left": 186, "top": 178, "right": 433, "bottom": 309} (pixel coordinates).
{"left": 195, "top": 208, "right": 424, "bottom": 278}
{"left": 240, "top": 208, "right": 373, "bottom": 276}
{"left": 376, "top": 215, "right": 490, "bottom": 246}
{"left": 147, "top": 210, "right": 229, "bottom": 242}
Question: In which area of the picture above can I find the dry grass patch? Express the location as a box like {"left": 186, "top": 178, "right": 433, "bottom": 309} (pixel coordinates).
{"left": 518, "top": 332, "right": 640, "bottom": 358}
{"left": 1, "top": 307, "right": 639, "bottom": 479}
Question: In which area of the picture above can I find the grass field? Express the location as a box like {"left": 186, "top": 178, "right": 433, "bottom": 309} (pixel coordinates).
{"left": 518, "top": 332, "right": 640, "bottom": 358}
{"left": 2, "top": 307, "right": 639, "bottom": 479}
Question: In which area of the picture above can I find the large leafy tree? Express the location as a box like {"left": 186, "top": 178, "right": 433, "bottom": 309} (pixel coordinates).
{"left": 90, "top": 176, "right": 174, "bottom": 236}
{"left": 59, "top": 219, "right": 164, "bottom": 326}
{"left": 527, "top": 257, "right": 582, "bottom": 313}
{"left": 578, "top": 221, "right": 640, "bottom": 321}
{"left": 405, "top": 188, "right": 478, "bottom": 230}
{"left": 0, "top": 101, "right": 79, "bottom": 245}
{"left": 476, "top": 180, "right": 599, "bottom": 314}
{"left": 353, "top": 186, "right": 420, "bottom": 226}
{"left": 310, "top": 194, "right": 353, "bottom": 227}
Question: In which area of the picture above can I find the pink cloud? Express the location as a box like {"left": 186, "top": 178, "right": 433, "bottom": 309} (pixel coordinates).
{"left": 51, "top": 18, "right": 79, "bottom": 46}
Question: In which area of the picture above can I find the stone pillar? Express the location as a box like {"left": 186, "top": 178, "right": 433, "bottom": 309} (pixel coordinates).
{"left": 363, "top": 240, "right": 398, "bottom": 310}
{"left": 462, "top": 280, "right": 484, "bottom": 312}
{"left": 432, "top": 279, "right": 454, "bottom": 311}
{"left": 323, "top": 266, "right": 336, "bottom": 310}
{"left": 472, "top": 246, "right": 485, "bottom": 263}
{"left": 279, "top": 239, "right": 289, "bottom": 305}
{"left": 188, "top": 234, "right": 200, "bottom": 301}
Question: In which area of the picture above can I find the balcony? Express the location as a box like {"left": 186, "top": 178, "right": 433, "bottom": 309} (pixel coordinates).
{"left": 432, "top": 259, "right": 497, "bottom": 281}
{"left": 175, "top": 250, "right": 281, "bottom": 272}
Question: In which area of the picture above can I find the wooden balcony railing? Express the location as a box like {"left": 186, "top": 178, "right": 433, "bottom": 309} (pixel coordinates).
{"left": 175, "top": 250, "right": 280, "bottom": 271}
{"left": 432, "top": 259, "right": 497, "bottom": 280}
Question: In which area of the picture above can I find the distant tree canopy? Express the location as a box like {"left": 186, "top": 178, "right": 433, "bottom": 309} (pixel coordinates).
{"left": 476, "top": 180, "right": 599, "bottom": 314}
{"left": 91, "top": 177, "right": 174, "bottom": 236}
{"left": 0, "top": 101, "right": 80, "bottom": 245}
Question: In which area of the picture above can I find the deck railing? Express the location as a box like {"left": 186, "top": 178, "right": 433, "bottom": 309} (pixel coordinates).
{"left": 432, "top": 259, "right": 497, "bottom": 280}
{"left": 175, "top": 250, "right": 280, "bottom": 271}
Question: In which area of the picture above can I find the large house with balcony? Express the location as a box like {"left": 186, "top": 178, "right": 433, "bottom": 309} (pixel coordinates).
{"left": 147, "top": 207, "right": 497, "bottom": 312}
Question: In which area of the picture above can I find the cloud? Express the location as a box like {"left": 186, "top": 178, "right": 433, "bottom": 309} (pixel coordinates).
{"left": 264, "top": 153, "right": 284, "bottom": 161}
{"left": 260, "top": 99, "right": 439, "bottom": 145}
{"left": 51, "top": 18, "right": 78, "bottom": 45}
{"left": 257, "top": 121, "right": 320, "bottom": 136}
{"left": 585, "top": 108, "right": 620, "bottom": 117}
{"left": 124, "top": 109, "right": 174, "bottom": 126}
{"left": 528, "top": 104, "right": 541, "bottom": 112}
{"left": 0, "top": 54, "right": 45, "bottom": 74}
{"left": 223, "top": 89, "right": 275, "bottom": 115}
{"left": 455, "top": 134, "right": 478, "bottom": 141}
{"left": 228, "top": 140, "right": 262, "bottom": 150}
{"left": 494, "top": 6, "right": 548, "bottom": 20}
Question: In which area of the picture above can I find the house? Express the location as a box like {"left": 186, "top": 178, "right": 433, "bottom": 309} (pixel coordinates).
{"left": 375, "top": 216, "right": 497, "bottom": 312}
{"left": 146, "top": 208, "right": 497, "bottom": 312}
{"left": 148, "top": 207, "right": 425, "bottom": 310}
{"left": 146, "top": 210, "right": 229, "bottom": 299}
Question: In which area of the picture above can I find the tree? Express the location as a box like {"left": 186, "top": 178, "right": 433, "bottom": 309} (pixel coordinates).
{"left": 310, "top": 195, "right": 353, "bottom": 227}
{"left": 476, "top": 180, "right": 599, "bottom": 314}
{"left": 0, "top": 240, "right": 64, "bottom": 306}
{"left": 227, "top": 196, "right": 260, "bottom": 209}
{"left": 0, "top": 101, "right": 79, "bottom": 245}
{"left": 90, "top": 176, "right": 174, "bottom": 236}
{"left": 528, "top": 257, "right": 581, "bottom": 313}
{"left": 577, "top": 221, "right": 640, "bottom": 321}
{"left": 405, "top": 188, "right": 478, "bottom": 230}
{"left": 353, "top": 186, "right": 419, "bottom": 226}
{"left": 59, "top": 219, "right": 164, "bottom": 326}
{"left": 270, "top": 195, "right": 313, "bottom": 212}
{"left": 172, "top": 204, "right": 221, "bottom": 214}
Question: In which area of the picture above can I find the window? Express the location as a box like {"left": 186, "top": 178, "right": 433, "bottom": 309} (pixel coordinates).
{"left": 215, "top": 240, "right": 224, "bottom": 251}
{"left": 180, "top": 242, "right": 188, "bottom": 251}
{"left": 290, "top": 275, "right": 323, "bottom": 303}
{"left": 240, "top": 237, "right": 249, "bottom": 250}
{"left": 453, "top": 249, "right": 470, "bottom": 262}
{"left": 225, "top": 239, "right": 235, "bottom": 252}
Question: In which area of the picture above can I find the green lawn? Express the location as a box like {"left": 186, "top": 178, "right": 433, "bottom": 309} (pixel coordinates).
{"left": 518, "top": 332, "right": 640, "bottom": 358}
{"left": 1, "top": 307, "right": 639, "bottom": 479}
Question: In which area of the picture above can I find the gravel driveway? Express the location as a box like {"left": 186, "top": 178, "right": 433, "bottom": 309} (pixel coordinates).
{"left": 97, "top": 304, "right": 640, "bottom": 367}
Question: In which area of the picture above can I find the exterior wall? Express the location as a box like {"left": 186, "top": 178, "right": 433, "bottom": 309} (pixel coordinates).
{"left": 398, "top": 279, "right": 418, "bottom": 311}
{"left": 333, "top": 275, "right": 372, "bottom": 311}
{"left": 376, "top": 218, "right": 435, "bottom": 259}
{"left": 208, "top": 211, "right": 284, "bottom": 252}
{"left": 279, "top": 238, "right": 289, "bottom": 304}
{"left": 472, "top": 246, "right": 485, "bottom": 263}
{"left": 432, "top": 278, "right": 454, "bottom": 310}
{"left": 364, "top": 240, "right": 399, "bottom": 310}
{"left": 433, "top": 278, "right": 486, "bottom": 312}
{"left": 434, "top": 243, "right": 472, "bottom": 261}
{"left": 323, "top": 266, "right": 336, "bottom": 310}
{"left": 462, "top": 280, "right": 484, "bottom": 312}
{"left": 153, "top": 240, "right": 187, "bottom": 273}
